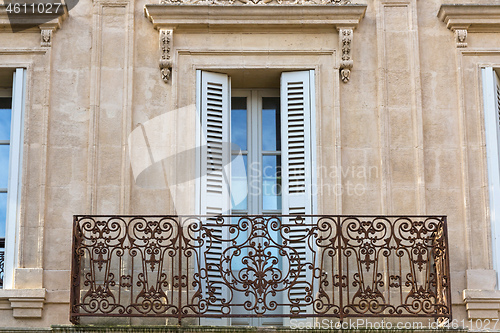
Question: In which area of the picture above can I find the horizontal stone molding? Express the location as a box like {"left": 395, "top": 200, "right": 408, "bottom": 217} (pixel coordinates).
{"left": 0, "top": 288, "right": 47, "bottom": 319}
{"left": 144, "top": 4, "right": 366, "bottom": 30}
{"left": 463, "top": 289, "right": 500, "bottom": 320}
{"left": 438, "top": 4, "right": 500, "bottom": 32}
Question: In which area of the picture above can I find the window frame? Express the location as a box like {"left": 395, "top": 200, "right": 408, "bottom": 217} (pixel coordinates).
{"left": 482, "top": 67, "right": 500, "bottom": 289}
{"left": 2, "top": 68, "right": 26, "bottom": 289}
{"left": 0, "top": 89, "right": 10, "bottom": 290}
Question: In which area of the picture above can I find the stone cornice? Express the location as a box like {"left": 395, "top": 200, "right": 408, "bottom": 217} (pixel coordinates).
{"left": 0, "top": 3, "right": 68, "bottom": 34}
{"left": 438, "top": 4, "right": 500, "bottom": 33}
{"left": 144, "top": 4, "right": 367, "bottom": 30}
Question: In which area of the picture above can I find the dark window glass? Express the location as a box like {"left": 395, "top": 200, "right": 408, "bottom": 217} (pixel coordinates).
{"left": 262, "top": 97, "right": 280, "bottom": 152}
{"left": 231, "top": 97, "right": 247, "bottom": 151}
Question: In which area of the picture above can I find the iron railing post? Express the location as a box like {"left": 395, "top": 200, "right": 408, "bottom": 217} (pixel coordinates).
{"left": 337, "top": 216, "right": 343, "bottom": 322}
{"left": 69, "top": 215, "right": 81, "bottom": 324}
{"left": 178, "top": 217, "right": 183, "bottom": 326}
{"left": 443, "top": 216, "right": 453, "bottom": 321}
{"left": 0, "top": 237, "right": 5, "bottom": 290}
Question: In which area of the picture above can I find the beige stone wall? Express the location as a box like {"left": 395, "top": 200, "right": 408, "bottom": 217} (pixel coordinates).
{"left": 0, "top": 0, "right": 499, "bottom": 328}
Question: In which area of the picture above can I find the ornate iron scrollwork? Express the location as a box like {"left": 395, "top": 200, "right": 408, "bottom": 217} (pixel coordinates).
{"left": 70, "top": 215, "right": 452, "bottom": 324}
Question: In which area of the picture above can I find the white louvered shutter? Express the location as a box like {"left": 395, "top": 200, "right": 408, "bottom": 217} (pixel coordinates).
{"left": 280, "top": 70, "right": 315, "bottom": 325}
{"left": 197, "top": 71, "right": 230, "bottom": 326}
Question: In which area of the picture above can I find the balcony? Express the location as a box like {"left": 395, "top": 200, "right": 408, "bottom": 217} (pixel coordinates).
{"left": 70, "top": 215, "right": 451, "bottom": 325}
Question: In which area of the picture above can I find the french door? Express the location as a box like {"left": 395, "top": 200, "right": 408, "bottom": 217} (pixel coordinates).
{"left": 230, "top": 89, "right": 283, "bottom": 326}
{"left": 197, "top": 70, "right": 316, "bottom": 327}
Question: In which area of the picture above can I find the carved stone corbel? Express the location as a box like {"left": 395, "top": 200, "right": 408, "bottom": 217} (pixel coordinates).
{"left": 455, "top": 29, "right": 467, "bottom": 48}
{"left": 40, "top": 28, "right": 53, "bottom": 47}
{"left": 338, "top": 28, "right": 353, "bottom": 83}
{"left": 159, "top": 29, "right": 173, "bottom": 83}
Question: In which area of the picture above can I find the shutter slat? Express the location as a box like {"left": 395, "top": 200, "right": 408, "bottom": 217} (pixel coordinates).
{"left": 199, "top": 71, "right": 230, "bottom": 325}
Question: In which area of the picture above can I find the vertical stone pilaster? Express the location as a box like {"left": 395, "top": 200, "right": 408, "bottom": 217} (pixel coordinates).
{"left": 376, "top": 0, "right": 425, "bottom": 215}
{"left": 88, "top": 0, "right": 134, "bottom": 214}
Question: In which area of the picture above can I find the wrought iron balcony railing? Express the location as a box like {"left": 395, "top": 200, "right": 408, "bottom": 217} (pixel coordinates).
{"left": 0, "top": 237, "right": 5, "bottom": 289}
{"left": 70, "top": 215, "right": 451, "bottom": 325}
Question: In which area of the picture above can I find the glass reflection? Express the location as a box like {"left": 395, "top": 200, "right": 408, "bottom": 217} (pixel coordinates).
{"left": 231, "top": 97, "right": 247, "bottom": 151}
{"left": 231, "top": 154, "right": 247, "bottom": 210}
{"left": 0, "top": 106, "right": 11, "bottom": 141}
{"left": 0, "top": 193, "right": 5, "bottom": 238}
{"left": 262, "top": 155, "right": 282, "bottom": 211}
{"left": 262, "top": 97, "right": 280, "bottom": 152}
{"left": 0, "top": 146, "right": 9, "bottom": 189}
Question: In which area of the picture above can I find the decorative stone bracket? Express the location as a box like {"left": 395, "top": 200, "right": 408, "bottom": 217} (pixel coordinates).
{"left": 159, "top": 29, "right": 173, "bottom": 83}
{"left": 455, "top": 29, "right": 467, "bottom": 48}
{"left": 438, "top": 5, "right": 500, "bottom": 48}
{"left": 40, "top": 27, "right": 54, "bottom": 47}
{"left": 145, "top": 4, "right": 366, "bottom": 84}
{"left": 338, "top": 27, "right": 353, "bottom": 83}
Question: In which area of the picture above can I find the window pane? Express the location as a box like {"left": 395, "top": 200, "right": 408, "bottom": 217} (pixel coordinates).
{"left": 231, "top": 97, "right": 247, "bottom": 151}
{"left": 0, "top": 145, "right": 9, "bottom": 189}
{"left": 0, "top": 98, "right": 12, "bottom": 141}
{"left": 0, "top": 192, "right": 6, "bottom": 239}
{"left": 262, "top": 97, "right": 281, "bottom": 152}
{"left": 262, "top": 155, "right": 282, "bottom": 211}
{"left": 0, "top": 98, "right": 11, "bottom": 109}
{"left": 231, "top": 154, "right": 247, "bottom": 211}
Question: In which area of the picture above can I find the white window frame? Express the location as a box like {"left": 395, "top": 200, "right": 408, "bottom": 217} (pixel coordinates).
{"left": 482, "top": 67, "right": 500, "bottom": 289}
{"left": 231, "top": 89, "right": 281, "bottom": 216}
{"left": 3, "top": 68, "right": 26, "bottom": 289}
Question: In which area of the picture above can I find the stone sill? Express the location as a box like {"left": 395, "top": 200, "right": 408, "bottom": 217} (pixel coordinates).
{"left": 144, "top": 4, "right": 367, "bottom": 31}
{"left": 0, "top": 288, "right": 46, "bottom": 319}
{"left": 463, "top": 289, "right": 500, "bottom": 320}
{"left": 438, "top": 4, "right": 500, "bottom": 32}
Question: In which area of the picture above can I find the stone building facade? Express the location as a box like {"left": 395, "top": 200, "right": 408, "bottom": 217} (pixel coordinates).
{"left": 0, "top": 0, "right": 500, "bottom": 329}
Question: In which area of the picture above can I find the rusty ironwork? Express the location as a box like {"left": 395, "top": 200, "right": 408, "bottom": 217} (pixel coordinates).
{"left": 70, "top": 215, "right": 452, "bottom": 324}
{"left": 0, "top": 237, "right": 5, "bottom": 289}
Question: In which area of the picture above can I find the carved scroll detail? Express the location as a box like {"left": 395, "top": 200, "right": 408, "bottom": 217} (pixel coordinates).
{"left": 159, "top": 29, "right": 173, "bottom": 83}
{"left": 455, "top": 29, "right": 467, "bottom": 48}
{"left": 41, "top": 29, "right": 52, "bottom": 47}
{"left": 339, "top": 28, "right": 353, "bottom": 83}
